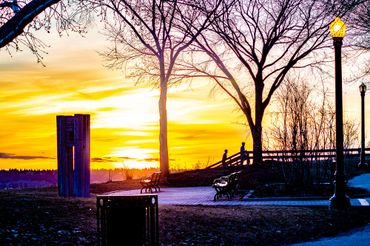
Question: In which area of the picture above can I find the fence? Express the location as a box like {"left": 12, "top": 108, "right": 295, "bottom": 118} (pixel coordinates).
{"left": 207, "top": 148, "right": 370, "bottom": 185}
{"left": 206, "top": 148, "right": 370, "bottom": 169}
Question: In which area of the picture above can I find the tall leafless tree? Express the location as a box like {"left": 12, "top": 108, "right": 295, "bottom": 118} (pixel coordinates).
{"left": 267, "top": 77, "right": 359, "bottom": 186}
{"left": 269, "top": 78, "right": 358, "bottom": 152}
{"left": 349, "top": 0, "right": 370, "bottom": 49}
{"left": 89, "top": 0, "right": 222, "bottom": 177}
{"left": 347, "top": 0, "right": 370, "bottom": 79}
{"left": 0, "top": 0, "right": 90, "bottom": 62}
{"left": 181, "top": 0, "right": 364, "bottom": 164}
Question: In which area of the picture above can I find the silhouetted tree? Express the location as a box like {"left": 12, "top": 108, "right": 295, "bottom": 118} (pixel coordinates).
{"left": 267, "top": 77, "right": 359, "bottom": 186}
{"left": 269, "top": 78, "right": 358, "bottom": 152}
{"left": 182, "top": 0, "right": 364, "bottom": 164}
{"left": 0, "top": 0, "right": 90, "bottom": 62}
{"left": 345, "top": 0, "right": 370, "bottom": 80}
{"left": 349, "top": 0, "right": 370, "bottom": 49}
{"left": 89, "top": 0, "right": 222, "bottom": 177}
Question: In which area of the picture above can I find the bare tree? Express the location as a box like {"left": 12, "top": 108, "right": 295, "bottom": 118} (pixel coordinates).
{"left": 181, "top": 0, "right": 364, "bottom": 164}
{"left": 343, "top": 119, "right": 359, "bottom": 149}
{"left": 348, "top": 0, "right": 370, "bottom": 49}
{"left": 269, "top": 78, "right": 311, "bottom": 152}
{"left": 89, "top": 0, "right": 222, "bottom": 177}
{"left": 269, "top": 77, "right": 358, "bottom": 152}
{"left": 0, "top": 0, "right": 90, "bottom": 62}
{"left": 346, "top": 0, "right": 370, "bottom": 80}
{"left": 268, "top": 77, "right": 359, "bottom": 186}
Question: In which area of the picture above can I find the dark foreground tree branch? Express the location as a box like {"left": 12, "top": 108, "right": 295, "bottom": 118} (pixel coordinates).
{"left": 0, "top": 0, "right": 61, "bottom": 48}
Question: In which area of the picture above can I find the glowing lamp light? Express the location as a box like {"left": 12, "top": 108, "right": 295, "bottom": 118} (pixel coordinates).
{"left": 329, "top": 17, "right": 346, "bottom": 38}
{"left": 359, "top": 82, "right": 367, "bottom": 94}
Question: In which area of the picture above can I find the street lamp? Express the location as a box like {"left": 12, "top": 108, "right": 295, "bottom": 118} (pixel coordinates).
{"left": 358, "top": 82, "right": 368, "bottom": 169}
{"left": 329, "top": 17, "right": 351, "bottom": 209}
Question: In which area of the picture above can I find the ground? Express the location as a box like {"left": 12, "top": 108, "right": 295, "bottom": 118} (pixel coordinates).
{"left": 1, "top": 182, "right": 370, "bottom": 245}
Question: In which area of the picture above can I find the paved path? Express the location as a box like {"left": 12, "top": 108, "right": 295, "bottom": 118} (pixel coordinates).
{"left": 108, "top": 186, "right": 370, "bottom": 206}
{"left": 107, "top": 174, "right": 370, "bottom": 207}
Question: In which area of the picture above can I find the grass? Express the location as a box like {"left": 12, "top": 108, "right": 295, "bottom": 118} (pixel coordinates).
{"left": 0, "top": 191, "right": 96, "bottom": 245}
{"left": 160, "top": 205, "right": 370, "bottom": 245}
{"left": 1, "top": 181, "right": 370, "bottom": 245}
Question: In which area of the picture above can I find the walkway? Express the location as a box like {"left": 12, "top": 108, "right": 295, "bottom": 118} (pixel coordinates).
{"left": 108, "top": 186, "right": 370, "bottom": 206}
{"left": 107, "top": 174, "right": 370, "bottom": 207}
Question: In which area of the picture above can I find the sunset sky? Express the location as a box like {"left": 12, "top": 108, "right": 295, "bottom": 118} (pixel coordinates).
{"left": 0, "top": 24, "right": 368, "bottom": 170}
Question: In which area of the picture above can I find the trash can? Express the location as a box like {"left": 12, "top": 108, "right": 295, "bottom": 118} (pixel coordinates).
{"left": 97, "top": 194, "right": 159, "bottom": 246}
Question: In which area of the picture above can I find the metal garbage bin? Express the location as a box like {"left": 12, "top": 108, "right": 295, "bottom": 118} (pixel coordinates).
{"left": 97, "top": 194, "right": 159, "bottom": 246}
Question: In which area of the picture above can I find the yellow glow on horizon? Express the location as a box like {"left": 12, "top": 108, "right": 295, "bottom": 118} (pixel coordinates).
{"left": 112, "top": 160, "right": 158, "bottom": 170}
{"left": 110, "top": 147, "right": 153, "bottom": 159}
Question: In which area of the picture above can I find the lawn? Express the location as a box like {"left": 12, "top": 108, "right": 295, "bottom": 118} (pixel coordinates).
{"left": 1, "top": 184, "right": 370, "bottom": 245}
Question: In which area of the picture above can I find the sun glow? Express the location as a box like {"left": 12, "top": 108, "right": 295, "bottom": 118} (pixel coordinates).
{"left": 105, "top": 147, "right": 159, "bottom": 169}
{"left": 93, "top": 89, "right": 158, "bottom": 129}
{"left": 112, "top": 159, "right": 158, "bottom": 170}
{"left": 110, "top": 147, "right": 152, "bottom": 159}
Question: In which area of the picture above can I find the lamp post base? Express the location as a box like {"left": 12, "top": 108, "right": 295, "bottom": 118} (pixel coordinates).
{"left": 358, "top": 162, "right": 368, "bottom": 169}
{"left": 329, "top": 194, "right": 351, "bottom": 210}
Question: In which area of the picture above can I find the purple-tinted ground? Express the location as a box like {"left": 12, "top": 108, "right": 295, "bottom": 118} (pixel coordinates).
{"left": 0, "top": 169, "right": 133, "bottom": 189}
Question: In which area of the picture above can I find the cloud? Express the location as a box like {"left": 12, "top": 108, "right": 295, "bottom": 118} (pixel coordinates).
{"left": 91, "top": 157, "right": 133, "bottom": 163}
{"left": 0, "top": 152, "right": 54, "bottom": 160}
{"left": 91, "top": 157, "right": 174, "bottom": 163}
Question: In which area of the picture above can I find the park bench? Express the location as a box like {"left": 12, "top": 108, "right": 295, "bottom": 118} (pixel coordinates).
{"left": 140, "top": 171, "right": 161, "bottom": 193}
{"left": 212, "top": 171, "right": 242, "bottom": 201}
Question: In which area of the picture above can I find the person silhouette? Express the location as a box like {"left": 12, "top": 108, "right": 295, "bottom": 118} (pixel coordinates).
{"left": 240, "top": 142, "right": 246, "bottom": 166}
{"left": 222, "top": 149, "right": 228, "bottom": 167}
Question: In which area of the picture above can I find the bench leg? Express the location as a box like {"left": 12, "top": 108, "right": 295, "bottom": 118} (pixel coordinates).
{"left": 213, "top": 187, "right": 224, "bottom": 201}
{"left": 227, "top": 191, "right": 231, "bottom": 200}
{"left": 214, "top": 193, "right": 219, "bottom": 201}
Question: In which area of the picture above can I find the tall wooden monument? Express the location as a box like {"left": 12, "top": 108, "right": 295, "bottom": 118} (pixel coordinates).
{"left": 57, "top": 114, "right": 90, "bottom": 197}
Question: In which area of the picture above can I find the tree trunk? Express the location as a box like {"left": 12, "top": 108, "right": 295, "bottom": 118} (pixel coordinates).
{"left": 252, "top": 121, "right": 263, "bottom": 165}
{"left": 159, "top": 69, "right": 169, "bottom": 178}
{"left": 253, "top": 79, "right": 264, "bottom": 165}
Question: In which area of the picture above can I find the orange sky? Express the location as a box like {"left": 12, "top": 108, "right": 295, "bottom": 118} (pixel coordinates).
{"left": 0, "top": 28, "right": 253, "bottom": 170}
{"left": 0, "top": 27, "right": 368, "bottom": 170}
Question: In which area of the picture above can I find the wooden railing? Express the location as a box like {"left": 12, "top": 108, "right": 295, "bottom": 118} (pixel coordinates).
{"left": 206, "top": 152, "right": 244, "bottom": 169}
{"left": 206, "top": 148, "right": 370, "bottom": 169}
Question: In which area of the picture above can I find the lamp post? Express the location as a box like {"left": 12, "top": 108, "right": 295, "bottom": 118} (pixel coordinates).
{"left": 358, "top": 82, "right": 367, "bottom": 169}
{"left": 329, "top": 17, "right": 351, "bottom": 209}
